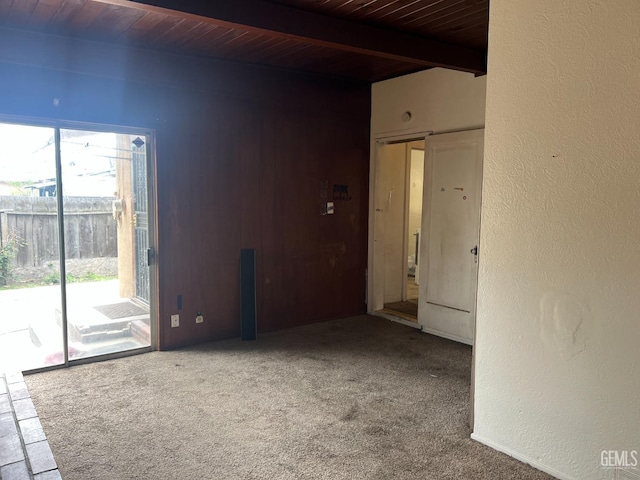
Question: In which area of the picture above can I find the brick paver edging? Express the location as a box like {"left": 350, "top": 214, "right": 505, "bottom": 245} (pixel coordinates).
{"left": 0, "top": 372, "right": 62, "bottom": 480}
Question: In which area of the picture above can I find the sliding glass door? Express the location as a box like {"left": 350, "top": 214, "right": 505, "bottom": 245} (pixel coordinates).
{"left": 0, "top": 124, "right": 65, "bottom": 369}
{"left": 0, "top": 121, "right": 155, "bottom": 372}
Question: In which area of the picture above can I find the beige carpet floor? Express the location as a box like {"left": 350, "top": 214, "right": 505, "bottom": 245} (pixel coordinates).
{"left": 25, "top": 315, "right": 552, "bottom": 480}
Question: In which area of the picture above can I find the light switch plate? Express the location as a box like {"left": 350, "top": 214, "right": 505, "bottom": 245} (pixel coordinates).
{"left": 327, "top": 202, "right": 334, "bottom": 214}
{"left": 171, "top": 314, "right": 179, "bottom": 328}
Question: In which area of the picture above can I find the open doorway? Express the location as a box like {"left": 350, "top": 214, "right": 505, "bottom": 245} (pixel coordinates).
{"left": 373, "top": 139, "right": 425, "bottom": 323}
{"left": 0, "top": 121, "right": 156, "bottom": 372}
{"left": 369, "top": 130, "right": 484, "bottom": 344}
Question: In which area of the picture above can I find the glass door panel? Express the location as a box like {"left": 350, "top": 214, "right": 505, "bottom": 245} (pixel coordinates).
{"left": 59, "top": 129, "right": 151, "bottom": 361}
{"left": 0, "top": 123, "right": 65, "bottom": 371}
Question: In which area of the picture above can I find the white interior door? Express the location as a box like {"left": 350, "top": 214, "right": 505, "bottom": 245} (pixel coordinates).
{"left": 418, "top": 129, "right": 484, "bottom": 344}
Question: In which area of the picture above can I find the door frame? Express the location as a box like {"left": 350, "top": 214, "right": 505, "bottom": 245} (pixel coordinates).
{"left": 367, "top": 131, "right": 431, "bottom": 314}
{"left": 0, "top": 114, "right": 159, "bottom": 372}
{"left": 74, "top": 128, "right": 160, "bottom": 364}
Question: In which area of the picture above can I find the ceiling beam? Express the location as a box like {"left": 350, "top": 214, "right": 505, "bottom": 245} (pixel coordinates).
{"left": 93, "top": 0, "right": 487, "bottom": 74}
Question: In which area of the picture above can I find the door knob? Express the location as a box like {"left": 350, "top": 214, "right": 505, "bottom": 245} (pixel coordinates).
{"left": 470, "top": 246, "right": 478, "bottom": 255}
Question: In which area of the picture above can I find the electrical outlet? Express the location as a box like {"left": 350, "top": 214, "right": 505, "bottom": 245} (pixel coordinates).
{"left": 171, "top": 314, "right": 179, "bottom": 328}
{"left": 195, "top": 312, "right": 204, "bottom": 324}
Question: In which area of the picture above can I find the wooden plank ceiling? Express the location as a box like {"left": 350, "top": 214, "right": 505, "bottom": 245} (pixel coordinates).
{"left": 0, "top": 0, "right": 488, "bottom": 82}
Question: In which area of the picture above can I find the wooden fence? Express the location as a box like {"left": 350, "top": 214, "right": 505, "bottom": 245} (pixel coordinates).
{"left": 0, "top": 196, "right": 117, "bottom": 269}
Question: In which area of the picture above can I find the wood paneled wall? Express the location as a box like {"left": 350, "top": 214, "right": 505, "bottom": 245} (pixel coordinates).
{"left": 0, "top": 28, "right": 371, "bottom": 349}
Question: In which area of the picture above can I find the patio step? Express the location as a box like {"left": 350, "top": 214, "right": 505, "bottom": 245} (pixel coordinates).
{"left": 130, "top": 320, "right": 150, "bottom": 344}
{"left": 53, "top": 300, "right": 149, "bottom": 344}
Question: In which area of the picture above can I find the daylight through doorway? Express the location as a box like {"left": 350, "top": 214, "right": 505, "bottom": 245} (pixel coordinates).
{"left": 376, "top": 140, "right": 425, "bottom": 322}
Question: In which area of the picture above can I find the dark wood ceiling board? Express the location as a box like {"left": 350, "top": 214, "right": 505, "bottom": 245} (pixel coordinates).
{"left": 388, "top": 0, "right": 467, "bottom": 22}
{"left": 172, "top": 22, "right": 221, "bottom": 49}
{"left": 267, "top": 0, "right": 488, "bottom": 52}
{"left": 335, "top": 53, "right": 382, "bottom": 75}
{"left": 271, "top": 0, "right": 472, "bottom": 27}
{"left": 422, "top": 9, "right": 487, "bottom": 33}
{"left": 198, "top": 29, "right": 276, "bottom": 62}
{"left": 265, "top": 43, "right": 339, "bottom": 69}
{"left": 372, "top": 64, "right": 423, "bottom": 82}
{"left": 207, "top": 32, "right": 274, "bottom": 56}
{"left": 433, "top": 31, "right": 484, "bottom": 50}
{"left": 217, "top": 29, "right": 255, "bottom": 47}
{"left": 233, "top": 42, "right": 311, "bottom": 68}
{"left": 0, "top": 1, "right": 15, "bottom": 25}
{"left": 306, "top": 0, "right": 350, "bottom": 9}
{"left": 257, "top": 41, "right": 314, "bottom": 64}
{"left": 296, "top": 49, "right": 376, "bottom": 79}
{"left": 66, "top": 0, "right": 108, "bottom": 30}
{"left": 242, "top": 35, "right": 294, "bottom": 61}
{"left": 26, "top": 0, "right": 62, "bottom": 27}
{"left": 426, "top": 10, "right": 487, "bottom": 35}
{"left": 86, "top": 4, "right": 147, "bottom": 35}
{"left": 327, "top": 0, "right": 385, "bottom": 15}
{"left": 429, "top": 24, "right": 485, "bottom": 48}
{"left": 216, "top": 33, "right": 286, "bottom": 61}
{"left": 198, "top": 24, "right": 246, "bottom": 51}
{"left": 440, "top": 13, "right": 487, "bottom": 32}
{"left": 299, "top": 0, "right": 418, "bottom": 26}
{"left": 6, "top": 0, "right": 38, "bottom": 28}
{"left": 320, "top": 63, "right": 376, "bottom": 82}
{"left": 444, "top": 23, "right": 485, "bottom": 42}
{"left": 94, "top": 0, "right": 486, "bottom": 73}
{"left": 297, "top": 45, "right": 346, "bottom": 68}
{"left": 151, "top": 17, "right": 202, "bottom": 45}
{"left": 402, "top": 0, "right": 485, "bottom": 29}
{"left": 342, "top": 52, "right": 422, "bottom": 82}
{"left": 204, "top": 30, "right": 257, "bottom": 57}
{"left": 201, "top": 24, "right": 240, "bottom": 45}
{"left": 279, "top": 0, "right": 487, "bottom": 38}
{"left": 432, "top": 17, "right": 486, "bottom": 38}
{"left": 2, "top": 0, "right": 489, "bottom": 83}
{"left": 236, "top": 38, "right": 314, "bottom": 68}
{"left": 356, "top": 0, "right": 432, "bottom": 21}
{"left": 126, "top": 9, "right": 169, "bottom": 35}
{"left": 295, "top": 0, "right": 351, "bottom": 14}
{"left": 361, "top": 53, "right": 412, "bottom": 75}
{"left": 360, "top": 65, "right": 406, "bottom": 82}
{"left": 305, "top": 0, "right": 337, "bottom": 7}
{"left": 232, "top": 36, "right": 298, "bottom": 63}
{"left": 333, "top": 0, "right": 462, "bottom": 18}
{"left": 132, "top": 12, "right": 183, "bottom": 42}
{"left": 335, "top": 0, "right": 404, "bottom": 16}
{"left": 49, "top": 0, "right": 85, "bottom": 26}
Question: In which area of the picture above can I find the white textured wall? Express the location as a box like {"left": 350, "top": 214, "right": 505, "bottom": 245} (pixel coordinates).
{"left": 369, "top": 68, "right": 486, "bottom": 311}
{"left": 371, "top": 68, "right": 486, "bottom": 137}
{"left": 474, "top": 1, "right": 640, "bottom": 479}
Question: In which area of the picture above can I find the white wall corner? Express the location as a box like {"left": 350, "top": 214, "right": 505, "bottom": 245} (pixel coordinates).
{"left": 475, "top": 0, "right": 640, "bottom": 479}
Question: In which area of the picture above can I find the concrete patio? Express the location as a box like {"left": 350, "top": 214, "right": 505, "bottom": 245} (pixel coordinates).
{"left": 0, "top": 280, "right": 149, "bottom": 373}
